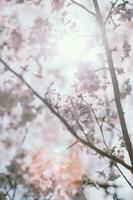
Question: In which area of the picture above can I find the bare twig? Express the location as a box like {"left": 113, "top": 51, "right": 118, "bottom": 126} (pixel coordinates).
{"left": 0, "top": 58, "right": 132, "bottom": 172}
{"left": 70, "top": 0, "right": 96, "bottom": 17}
{"left": 90, "top": 105, "right": 108, "bottom": 149}
{"left": 95, "top": 67, "right": 108, "bottom": 73}
{"left": 85, "top": 179, "right": 119, "bottom": 191}
{"left": 76, "top": 120, "right": 89, "bottom": 142}
{"left": 115, "top": 164, "right": 133, "bottom": 189}
{"left": 40, "top": 140, "right": 78, "bottom": 168}
{"left": 62, "top": 140, "right": 78, "bottom": 152}
{"left": 4, "top": 186, "right": 12, "bottom": 200}
{"left": 104, "top": 0, "right": 119, "bottom": 24}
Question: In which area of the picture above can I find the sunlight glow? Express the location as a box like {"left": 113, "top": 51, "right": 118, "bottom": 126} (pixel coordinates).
{"left": 53, "top": 146, "right": 65, "bottom": 154}
{"left": 58, "top": 34, "right": 87, "bottom": 59}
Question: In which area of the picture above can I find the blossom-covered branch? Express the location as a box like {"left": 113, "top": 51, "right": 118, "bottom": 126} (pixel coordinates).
{"left": 0, "top": 58, "right": 132, "bottom": 172}
{"left": 93, "top": 0, "right": 133, "bottom": 171}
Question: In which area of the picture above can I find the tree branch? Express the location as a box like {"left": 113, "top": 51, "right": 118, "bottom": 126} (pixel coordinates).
{"left": 70, "top": 0, "right": 96, "bottom": 17}
{"left": 90, "top": 105, "right": 108, "bottom": 149}
{"left": 0, "top": 58, "right": 132, "bottom": 172}
{"left": 115, "top": 164, "right": 133, "bottom": 189}
{"left": 84, "top": 178, "right": 120, "bottom": 193}
{"left": 76, "top": 120, "right": 90, "bottom": 143}
{"left": 92, "top": 0, "right": 133, "bottom": 172}
{"left": 62, "top": 140, "right": 78, "bottom": 152}
{"left": 80, "top": 96, "right": 108, "bottom": 148}
{"left": 104, "top": 0, "right": 119, "bottom": 24}
{"left": 4, "top": 186, "right": 12, "bottom": 200}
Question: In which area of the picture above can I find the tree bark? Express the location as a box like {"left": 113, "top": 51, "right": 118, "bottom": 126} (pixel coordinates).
{"left": 93, "top": 0, "right": 133, "bottom": 171}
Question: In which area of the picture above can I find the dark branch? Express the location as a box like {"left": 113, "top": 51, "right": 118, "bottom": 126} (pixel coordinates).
{"left": 0, "top": 58, "right": 132, "bottom": 172}
{"left": 4, "top": 186, "right": 12, "bottom": 200}
{"left": 70, "top": 0, "right": 96, "bottom": 17}
{"left": 62, "top": 140, "right": 78, "bottom": 152}
{"left": 104, "top": 0, "right": 119, "bottom": 24}
{"left": 115, "top": 164, "right": 133, "bottom": 189}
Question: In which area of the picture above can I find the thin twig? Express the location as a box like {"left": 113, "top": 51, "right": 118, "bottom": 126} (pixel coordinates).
{"left": 62, "top": 140, "right": 78, "bottom": 152}
{"left": 80, "top": 96, "right": 108, "bottom": 148}
{"left": 70, "top": 0, "right": 96, "bottom": 17}
{"left": 76, "top": 120, "right": 89, "bottom": 143}
{"left": 115, "top": 164, "right": 133, "bottom": 189}
{"left": 95, "top": 67, "right": 108, "bottom": 73}
{"left": 104, "top": 0, "right": 119, "bottom": 24}
{"left": 41, "top": 140, "right": 78, "bottom": 168}
{"left": 4, "top": 186, "right": 12, "bottom": 200}
{"left": 90, "top": 105, "right": 108, "bottom": 149}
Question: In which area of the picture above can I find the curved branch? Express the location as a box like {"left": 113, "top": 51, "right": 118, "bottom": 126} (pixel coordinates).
{"left": 70, "top": 0, "right": 96, "bottom": 17}
{"left": 0, "top": 58, "right": 132, "bottom": 172}
{"left": 104, "top": 0, "right": 119, "bottom": 24}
